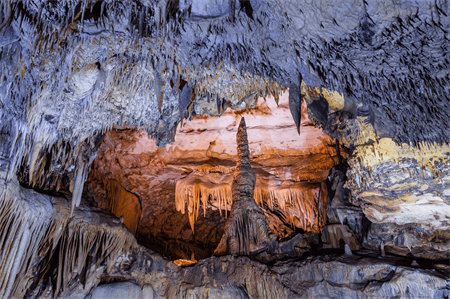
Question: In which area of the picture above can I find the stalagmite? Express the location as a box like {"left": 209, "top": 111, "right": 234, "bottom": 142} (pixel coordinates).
{"left": 214, "top": 117, "right": 277, "bottom": 256}
{"left": 0, "top": 1, "right": 450, "bottom": 297}
{"left": 344, "top": 244, "right": 353, "bottom": 255}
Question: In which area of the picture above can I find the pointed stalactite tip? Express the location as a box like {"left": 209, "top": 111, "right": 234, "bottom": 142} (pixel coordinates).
{"left": 288, "top": 86, "right": 302, "bottom": 136}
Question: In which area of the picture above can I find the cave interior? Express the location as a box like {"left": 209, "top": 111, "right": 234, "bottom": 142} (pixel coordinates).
{"left": 0, "top": 0, "right": 449, "bottom": 298}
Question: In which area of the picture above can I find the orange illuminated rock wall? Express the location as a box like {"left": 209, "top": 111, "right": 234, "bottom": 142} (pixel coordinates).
{"left": 97, "top": 179, "right": 141, "bottom": 235}
{"left": 87, "top": 91, "right": 344, "bottom": 259}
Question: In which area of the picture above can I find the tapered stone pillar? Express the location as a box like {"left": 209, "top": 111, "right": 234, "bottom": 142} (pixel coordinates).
{"left": 214, "top": 117, "right": 277, "bottom": 256}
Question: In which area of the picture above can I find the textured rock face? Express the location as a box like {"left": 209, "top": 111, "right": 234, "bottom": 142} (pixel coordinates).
{"left": 346, "top": 139, "right": 450, "bottom": 231}
{"left": 321, "top": 224, "right": 360, "bottom": 251}
{"left": 344, "top": 134, "right": 450, "bottom": 259}
{"left": 364, "top": 222, "right": 450, "bottom": 260}
{"left": 89, "top": 282, "right": 144, "bottom": 299}
{"left": 86, "top": 92, "right": 341, "bottom": 259}
{"left": 300, "top": 83, "right": 450, "bottom": 260}
{"left": 1, "top": 110, "right": 450, "bottom": 298}
{"left": 0, "top": 172, "right": 140, "bottom": 299}
{"left": 97, "top": 179, "right": 141, "bottom": 235}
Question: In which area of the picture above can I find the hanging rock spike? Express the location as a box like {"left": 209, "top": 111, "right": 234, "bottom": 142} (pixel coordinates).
{"left": 289, "top": 85, "right": 302, "bottom": 135}
{"left": 28, "top": 141, "right": 43, "bottom": 185}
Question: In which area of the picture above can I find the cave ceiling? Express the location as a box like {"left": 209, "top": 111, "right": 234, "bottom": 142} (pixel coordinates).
{"left": 2, "top": 0, "right": 449, "bottom": 143}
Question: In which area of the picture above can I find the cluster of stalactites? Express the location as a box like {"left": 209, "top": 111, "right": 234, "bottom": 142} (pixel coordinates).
{"left": 2, "top": 0, "right": 289, "bottom": 190}
{"left": 7, "top": 130, "right": 104, "bottom": 216}
{"left": 175, "top": 171, "right": 328, "bottom": 233}
{"left": 0, "top": 119, "right": 104, "bottom": 218}
{"left": 1, "top": 0, "right": 286, "bottom": 215}
{"left": 175, "top": 173, "right": 232, "bottom": 233}
{"left": 0, "top": 184, "right": 64, "bottom": 299}
{"left": 254, "top": 181, "right": 328, "bottom": 233}
{"left": 0, "top": 179, "right": 138, "bottom": 299}
{"left": 6, "top": 0, "right": 286, "bottom": 129}
{"left": 55, "top": 215, "right": 137, "bottom": 295}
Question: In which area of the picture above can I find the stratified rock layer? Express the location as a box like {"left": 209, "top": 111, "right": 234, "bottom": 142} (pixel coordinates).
{"left": 306, "top": 86, "right": 450, "bottom": 260}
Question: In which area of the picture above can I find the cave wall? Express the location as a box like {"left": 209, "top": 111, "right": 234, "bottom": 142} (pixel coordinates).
{"left": 99, "top": 179, "right": 141, "bottom": 235}
{"left": 302, "top": 85, "right": 450, "bottom": 261}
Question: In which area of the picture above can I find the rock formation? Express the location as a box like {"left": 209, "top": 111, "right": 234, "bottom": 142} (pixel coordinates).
{"left": 99, "top": 179, "right": 141, "bottom": 235}
{"left": 0, "top": 0, "right": 450, "bottom": 298}
{"left": 214, "top": 117, "right": 277, "bottom": 256}
{"left": 86, "top": 92, "right": 339, "bottom": 260}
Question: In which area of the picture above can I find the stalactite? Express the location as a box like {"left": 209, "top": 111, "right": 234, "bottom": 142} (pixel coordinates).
{"left": 28, "top": 140, "right": 43, "bottom": 184}
{"left": 176, "top": 173, "right": 328, "bottom": 233}
{"left": 71, "top": 155, "right": 86, "bottom": 216}
{"left": 0, "top": 179, "right": 65, "bottom": 299}
{"left": 0, "top": 174, "right": 138, "bottom": 299}
{"left": 175, "top": 173, "right": 233, "bottom": 231}
{"left": 56, "top": 214, "right": 137, "bottom": 296}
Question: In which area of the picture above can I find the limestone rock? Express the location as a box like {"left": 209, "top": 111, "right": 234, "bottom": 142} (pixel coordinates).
{"left": 99, "top": 179, "right": 141, "bottom": 235}
{"left": 142, "top": 285, "right": 155, "bottom": 299}
{"left": 311, "top": 85, "right": 450, "bottom": 260}
{"left": 0, "top": 165, "right": 448, "bottom": 299}
{"left": 322, "top": 224, "right": 361, "bottom": 251}
{"left": 326, "top": 164, "right": 370, "bottom": 242}
{"left": 87, "top": 93, "right": 339, "bottom": 259}
{"left": 1, "top": 1, "right": 450, "bottom": 297}
{"left": 214, "top": 117, "right": 278, "bottom": 256}
{"left": 364, "top": 222, "right": 450, "bottom": 260}
{"left": 89, "top": 282, "right": 142, "bottom": 299}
